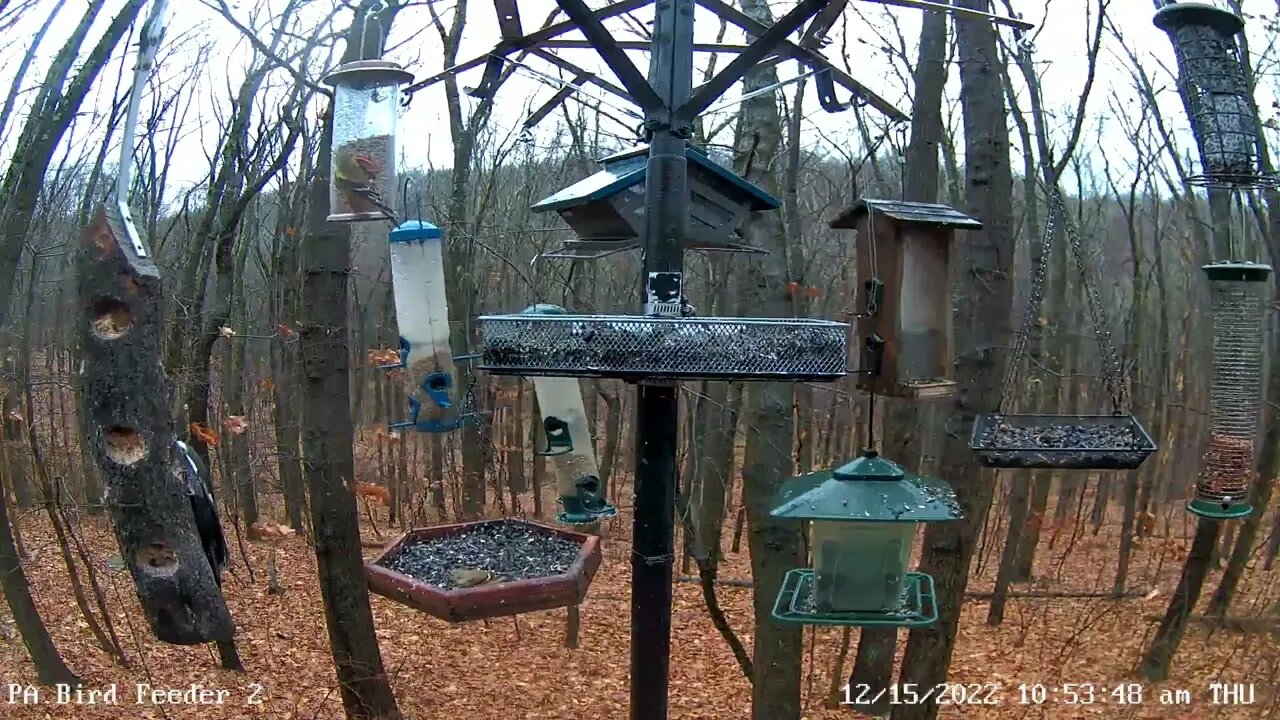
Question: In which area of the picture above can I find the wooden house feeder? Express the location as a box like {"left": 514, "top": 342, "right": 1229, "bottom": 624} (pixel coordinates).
{"left": 829, "top": 199, "right": 982, "bottom": 399}
{"left": 530, "top": 144, "right": 781, "bottom": 258}
{"left": 365, "top": 518, "right": 601, "bottom": 623}
{"left": 323, "top": 59, "right": 414, "bottom": 222}
{"left": 769, "top": 451, "right": 961, "bottom": 627}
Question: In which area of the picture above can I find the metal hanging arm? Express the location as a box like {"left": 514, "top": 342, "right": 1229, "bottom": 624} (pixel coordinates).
{"left": 858, "top": 0, "right": 1035, "bottom": 31}
{"left": 113, "top": 0, "right": 170, "bottom": 258}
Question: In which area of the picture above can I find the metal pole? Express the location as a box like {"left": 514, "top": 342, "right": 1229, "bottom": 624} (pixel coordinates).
{"left": 631, "top": 1, "right": 693, "bottom": 719}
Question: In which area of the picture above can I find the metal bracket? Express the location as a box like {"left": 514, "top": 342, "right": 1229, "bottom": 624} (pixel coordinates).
{"left": 645, "top": 271, "right": 683, "bottom": 317}
{"left": 814, "top": 67, "right": 857, "bottom": 113}
{"left": 863, "top": 334, "right": 885, "bottom": 378}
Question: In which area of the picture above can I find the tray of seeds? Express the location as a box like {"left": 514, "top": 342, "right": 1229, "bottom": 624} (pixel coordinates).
{"left": 365, "top": 518, "right": 601, "bottom": 622}
{"left": 969, "top": 413, "right": 1157, "bottom": 470}
{"left": 478, "top": 313, "right": 849, "bottom": 381}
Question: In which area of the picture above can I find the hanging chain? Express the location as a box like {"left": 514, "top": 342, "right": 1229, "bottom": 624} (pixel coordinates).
{"left": 999, "top": 189, "right": 1057, "bottom": 412}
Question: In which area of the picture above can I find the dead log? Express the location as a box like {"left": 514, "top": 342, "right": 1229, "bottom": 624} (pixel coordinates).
{"left": 78, "top": 206, "right": 234, "bottom": 645}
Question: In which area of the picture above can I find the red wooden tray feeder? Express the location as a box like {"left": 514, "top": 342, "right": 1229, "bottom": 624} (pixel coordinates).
{"left": 364, "top": 518, "right": 602, "bottom": 622}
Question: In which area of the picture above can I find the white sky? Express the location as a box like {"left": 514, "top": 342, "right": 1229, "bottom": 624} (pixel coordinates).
{"left": 3, "top": 0, "right": 1277, "bottom": 205}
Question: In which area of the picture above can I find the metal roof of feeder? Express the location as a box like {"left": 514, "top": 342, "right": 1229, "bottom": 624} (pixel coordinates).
{"left": 532, "top": 144, "right": 781, "bottom": 214}
{"left": 830, "top": 198, "right": 984, "bottom": 230}
{"left": 770, "top": 451, "right": 962, "bottom": 523}
{"left": 1152, "top": 2, "right": 1245, "bottom": 36}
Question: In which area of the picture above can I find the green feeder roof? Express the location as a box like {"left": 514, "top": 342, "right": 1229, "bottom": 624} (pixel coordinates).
{"left": 1203, "top": 261, "right": 1272, "bottom": 283}
{"left": 770, "top": 451, "right": 962, "bottom": 523}
{"left": 521, "top": 303, "right": 568, "bottom": 315}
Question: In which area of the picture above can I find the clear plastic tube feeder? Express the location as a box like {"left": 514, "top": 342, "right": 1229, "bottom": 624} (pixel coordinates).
{"left": 387, "top": 220, "right": 458, "bottom": 432}
{"left": 525, "top": 304, "right": 617, "bottom": 525}
{"left": 323, "top": 59, "right": 414, "bottom": 222}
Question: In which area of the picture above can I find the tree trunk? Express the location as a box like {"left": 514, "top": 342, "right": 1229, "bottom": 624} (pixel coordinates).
{"left": 1138, "top": 520, "right": 1219, "bottom": 680}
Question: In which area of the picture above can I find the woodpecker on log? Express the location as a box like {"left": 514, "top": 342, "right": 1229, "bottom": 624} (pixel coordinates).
{"left": 173, "top": 440, "right": 228, "bottom": 587}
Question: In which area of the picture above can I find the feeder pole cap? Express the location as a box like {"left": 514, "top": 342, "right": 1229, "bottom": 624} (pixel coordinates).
{"left": 1202, "top": 261, "right": 1272, "bottom": 282}
{"left": 832, "top": 453, "right": 906, "bottom": 482}
{"left": 322, "top": 59, "right": 415, "bottom": 89}
{"left": 1153, "top": 2, "right": 1244, "bottom": 36}
{"left": 522, "top": 303, "right": 568, "bottom": 315}
{"left": 389, "top": 220, "right": 442, "bottom": 243}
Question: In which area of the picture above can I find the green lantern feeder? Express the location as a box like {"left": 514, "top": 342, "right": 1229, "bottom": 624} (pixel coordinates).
{"left": 769, "top": 451, "right": 962, "bottom": 627}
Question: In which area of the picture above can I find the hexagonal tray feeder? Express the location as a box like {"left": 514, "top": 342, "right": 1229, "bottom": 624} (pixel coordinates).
{"left": 478, "top": 313, "right": 848, "bottom": 381}
{"left": 365, "top": 518, "right": 601, "bottom": 623}
{"left": 969, "top": 414, "right": 1157, "bottom": 470}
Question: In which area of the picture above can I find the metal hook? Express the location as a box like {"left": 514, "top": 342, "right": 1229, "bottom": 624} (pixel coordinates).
{"left": 360, "top": 1, "right": 388, "bottom": 60}
{"left": 814, "top": 68, "right": 856, "bottom": 113}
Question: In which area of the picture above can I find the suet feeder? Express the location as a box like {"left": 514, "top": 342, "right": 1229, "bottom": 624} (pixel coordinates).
{"left": 382, "top": 220, "right": 460, "bottom": 432}
{"left": 323, "top": 59, "right": 414, "bottom": 222}
{"left": 365, "top": 519, "right": 602, "bottom": 623}
{"left": 523, "top": 305, "right": 617, "bottom": 525}
{"left": 530, "top": 144, "right": 781, "bottom": 258}
{"left": 1154, "top": 2, "right": 1274, "bottom": 188}
{"left": 769, "top": 451, "right": 961, "bottom": 627}
{"left": 829, "top": 199, "right": 982, "bottom": 399}
{"left": 1192, "top": 261, "right": 1272, "bottom": 518}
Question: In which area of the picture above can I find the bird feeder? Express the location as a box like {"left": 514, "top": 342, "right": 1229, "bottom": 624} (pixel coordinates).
{"left": 1154, "top": 3, "right": 1272, "bottom": 188}
{"left": 384, "top": 220, "right": 458, "bottom": 432}
{"left": 829, "top": 199, "right": 982, "bottom": 399}
{"left": 322, "top": 59, "right": 414, "bottom": 222}
{"left": 1192, "top": 261, "right": 1272, "bottom": 518}
{"left": 530, "top": 144, "right": 781, "bottom": 258}
{"left": 769, "top": 451, "right": 961, "bottom": 627}
{"left": 521, "top": 304, "right": 618, "bottom": 525}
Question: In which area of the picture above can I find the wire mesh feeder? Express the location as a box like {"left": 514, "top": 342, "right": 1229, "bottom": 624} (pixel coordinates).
{"left": 478, "top": 313, "right": 848, "bottom": 381}
{"left": 1154, "top": 3, "right": 1277, "bottom": 189}
{"left": 364, "top": 519, "right": 601, "bottom": 622}
{"left": 1191, "top": 261, "right": 1272, "bottom": 518}
{"left": 969, "top": 414, "right": 1157, "bottom": 470}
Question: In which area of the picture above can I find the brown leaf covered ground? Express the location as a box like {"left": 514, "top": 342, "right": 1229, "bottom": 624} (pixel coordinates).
{"left": 1, "top": 485, "right": 1277, "bottom": 720}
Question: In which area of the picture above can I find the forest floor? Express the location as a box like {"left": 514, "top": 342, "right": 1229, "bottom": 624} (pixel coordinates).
{"left": 1, "top": 480, "right": 1278, "bottom": 720}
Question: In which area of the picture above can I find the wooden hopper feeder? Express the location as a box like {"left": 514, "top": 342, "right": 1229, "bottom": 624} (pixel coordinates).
{"left": 829, "top": 199, "right": 982, "bottom": 399}
{"left": 364, "top": 518, "right": 601, "bottom": 622}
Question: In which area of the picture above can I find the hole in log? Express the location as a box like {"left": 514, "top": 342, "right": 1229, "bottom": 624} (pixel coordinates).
{"left": 104, "top": 427, "right": 146, "bottom": 465}
{"left": 90, "top": 297, "right": 132, "bottom": 340}
{"left": 135, "top": 543, "right": 179, "bottom": 576}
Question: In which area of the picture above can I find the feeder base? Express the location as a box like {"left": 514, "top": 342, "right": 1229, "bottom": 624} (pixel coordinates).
{"left": 558, "top": 504, "right": 617, "bottom": 526}
{"left": 899, "top": 379, "right": 956, "bottom": 401}
{"left": 1187, "top": 498, "right": 1253, "bottom": 520}
{"left": 771, "top": 569, "right": 938, "bottom": 628}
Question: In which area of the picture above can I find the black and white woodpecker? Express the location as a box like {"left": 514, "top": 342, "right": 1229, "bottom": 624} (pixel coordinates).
{"left": 172, "top": 440, "right": 228, "bottom": 586}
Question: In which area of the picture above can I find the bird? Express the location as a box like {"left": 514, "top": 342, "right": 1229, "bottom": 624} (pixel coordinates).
{"left": 449, "top": 567, "right": 504, "bottom": 588}
{"left": 334, "top": 147, "right": 398, "bottom": 223}
{"left": 173, "top": 440, "right": 228, "bottom": 587}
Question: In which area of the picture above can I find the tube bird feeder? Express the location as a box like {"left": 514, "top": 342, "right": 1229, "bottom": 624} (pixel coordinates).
{"left": 323, "top": 59, "right": 414, "bottom": 222}
{"left": 385, "top": 220, "right": 459, "bottom": 432}
{"left": 523, "top": 305, "right": 618, "bottom": 525}
{"left": 1154, "top": 2, "right": 1273, "bottom": 188}
{"left": 1192, "top": 261, "right": 1272, "bottom": 518}
{"left": 769, "top": 451, "right": 961, "bottom": 627}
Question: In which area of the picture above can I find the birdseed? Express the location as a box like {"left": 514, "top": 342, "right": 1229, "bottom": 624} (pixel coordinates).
{"left": 987, "top": 422, "right": 1144, "bottom": 450}
{"left": 379, "top": 520, "right": 582, "bottom": 590}
{"left": 332, "top": 135, "right": 393, "bottom": 219}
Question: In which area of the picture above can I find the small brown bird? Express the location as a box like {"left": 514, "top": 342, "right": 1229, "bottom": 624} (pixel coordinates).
{"left": 449, "top": 568, "right": 504, "bottom": 588}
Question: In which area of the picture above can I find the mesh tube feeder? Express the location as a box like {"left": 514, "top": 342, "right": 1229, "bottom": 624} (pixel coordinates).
{"left": 323, "top": 59, "right": 414, "bottom": 221}
{"left": 768, "top": 451, "right": 961, "bottom": 627}
{"left": 1153, "top": 2, "right": 1275, "bottom": 189}
{"left": 1192, "top": 261, "right": 1272, "bottom": 518}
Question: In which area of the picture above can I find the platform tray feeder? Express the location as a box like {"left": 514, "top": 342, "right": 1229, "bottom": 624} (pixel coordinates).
{"left": 969, "top": 413, "right": 1157, "bottom": 470}
{"left": 365, "top": 518, "right": 601, "bottom": 623}
{"left": 478, "top": 312, "right": 848, "bottom": 381}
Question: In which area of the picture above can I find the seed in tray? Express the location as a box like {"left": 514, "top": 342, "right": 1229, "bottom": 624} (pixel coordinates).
{"left": 989, "top": 423, "right": 1144, "bottom": 450}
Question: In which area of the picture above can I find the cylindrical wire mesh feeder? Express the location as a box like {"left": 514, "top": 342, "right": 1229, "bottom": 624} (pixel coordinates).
{"left": 1192, "top": 261, "right": 1272, "bottom": 518}
{"left": 1153, "top": 3, "right": 1276, "bottom": 189}
{"left": 478, "top": 313, "right": 848, "bottom": 381}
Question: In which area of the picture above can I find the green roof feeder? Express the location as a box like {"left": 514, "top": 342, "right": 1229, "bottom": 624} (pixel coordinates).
{"left": 769, "top": 451, "right": 962, "bottom": 627}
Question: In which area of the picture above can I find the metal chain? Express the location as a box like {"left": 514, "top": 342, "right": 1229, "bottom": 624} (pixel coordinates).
{"left": 999, "top": 189, "right": 1057, "bottom": 412}
{"left": 1060, "top": 200, "right": 1129, "bottom": 415}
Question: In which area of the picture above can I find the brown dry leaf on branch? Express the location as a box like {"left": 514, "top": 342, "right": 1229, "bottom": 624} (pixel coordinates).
{"left": 223, "top": 416, "right": 248, "bottom": 435}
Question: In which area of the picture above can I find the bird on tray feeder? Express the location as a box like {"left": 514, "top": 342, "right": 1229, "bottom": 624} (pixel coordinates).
{"left": 769, "top": 451, "right": 961, "bottom": 627}
{"left": 829, "top": 199, "right": 982, "bottom": 400}
{"left": 521, "top": 306, "right": 618, "bottom": 525}
{"left": 322, "top": 59, "right": 414, "bottom": 223}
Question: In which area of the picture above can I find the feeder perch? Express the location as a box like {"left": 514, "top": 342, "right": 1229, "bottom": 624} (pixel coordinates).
{"left": 1191, "top": 261, "right": 1272, "bottom": 519}
{"left": 769, "top": 451, "right": 961, "bottom": 627}
{"left": 969, "top": 414, "right": 1157, "bottom": 470}
{"left": 365, "top": 519, "right": 601, "bottom": 623}
{"left": 323, "top": 59, "right": 414, "bottom": 222}
{"left": 829, "top": 199, "right": 982, "bottom": 399}
{"left": 530, "top": 144, "right": 781, "bottom": 257}
{"left": 478, "top": 312, "right": 848, "bottom": 381}
{"left": 1154, "top": 3, "right": 1274, "bottom": 188}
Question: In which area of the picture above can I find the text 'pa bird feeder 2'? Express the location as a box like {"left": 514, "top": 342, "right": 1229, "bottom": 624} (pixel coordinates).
{"left": 530, "top": 144, "right": 781, "bottom": 258}
{"left": 1192, "top": 261, "right": 1272, "bottom": 518}
{"left": 365, "top": 519, "right": 601, "bottom": 623}
{"left": 525, "top": 305, "right": 617, "bottom": 525}
{"left": 1154, "top": 2, "right": 1274, "bottom": 188}
{"left": 829, "top": 199, "right": 982, "bottom": 399}
{"left": 323, "top": 59, "right": 414, "bottom": 222}
{"left": 769, "top": 452, "right": 961, "bottom": 627}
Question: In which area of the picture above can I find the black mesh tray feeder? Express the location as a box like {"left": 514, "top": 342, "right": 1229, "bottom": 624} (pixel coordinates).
{"left": 1153, "top": 2, "right": 1276, "bottom": 189}
{"left": 969, "top": 414, "right": 1157, "bottom": 470}
{"left": 478, "top": 305, "right": 848, "bottom": 381}
{"left": 1190, "top": 261, "right": 1272, "bottom": 519}
{"left": 769, "top": 451, "right": 961, "bottom": 628}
